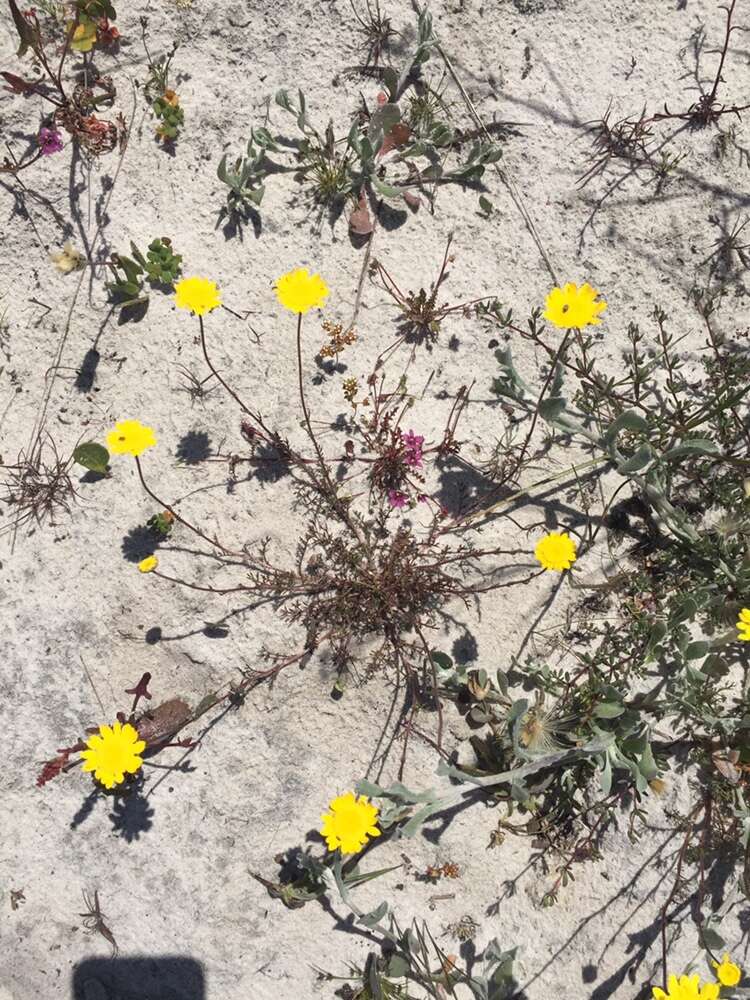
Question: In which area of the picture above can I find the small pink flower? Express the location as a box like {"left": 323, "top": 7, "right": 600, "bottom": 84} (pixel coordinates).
{"left": 38, "top": 127, "right": 63, "bottom": 155}
{"left": 402, "top": 429, "right": 424, "bottom": 469}
{"left": 387, "top": 489, "right": 408, "bottom": 509}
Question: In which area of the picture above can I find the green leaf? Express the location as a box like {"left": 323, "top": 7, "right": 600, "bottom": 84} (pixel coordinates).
{"left": 439, "top": 734, "right": 615, "bottom": 790}
{"left": 73, "top": 442, "right": 110, "bottom": 474}
{"left": 381, "top": 67, "right": 398, "bottom": 100}
{"left": 251, "top": 126, "right": 279, "bottom": 151}
{"left": 671, "top": 596, "right": 698, "bottom": 624}
{"left": 700, "top": 923, "right": 726, "bottom": 953}
{"left": 617, "top": 443, "right": 653, "bottom": 474}
{"left": 638, "top": 742, "right": 659, "bottom": 781}
{"left": 539, "top": 397, "right": 566, "bottom": 421}
{"left": 663, "top": 438, "right": 721, "bottom": 461}
{"left": 431, "top": 123, "right": 454, "bottom": 147}
{"left": 370, "top": 176, "right": 404, "bottom": 200}
{"left": 386, "top": 954, "right": 410, "bottom": 979}
{"left": 358, "top": 900, "right": 389, "bottom": 928}
{"left": 593, "top": 702, "right": 625, "bottom": 719}
{"left": 478, "top": 195, "right": 493, "bottom": 216}
{"left": 368, "top": 103, "right": 401, "bottom": 143}
{"left": 275, "top": 88, "right": 292, "bottom": 111}
{"left": 605, "top": 409, "right": 649, "bottom": 439}
{"left": 430, "top": 650, "right": 453, "bottom": 672}
{"left": 685, "top": 640, "right": 710, "bottom": 661}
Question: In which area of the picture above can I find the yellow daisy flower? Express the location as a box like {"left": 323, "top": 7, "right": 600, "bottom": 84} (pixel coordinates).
{"left": 543, "top": 282, "right": 607, "bottom": 329}
{"left": 106, "top": 420, "right": 156, "bottom": 457}
{"left": 534, "top": 531, "right": 577, "bottom": 571}
{"left": 70, "top": 17, "right": 97, "bottom": 52}
{"left": 50, "top": 241, "right": 84, "bottom": 275}
{"left": 737, "top": 608, "right": 750, "bottom": 642}
{"left": 80, "top": 722, "right": 146, "bottom": 789}
{"left": 713, "top": 953, "right": 741, "bottom": 987}
{"left": 275, "top": 267, "right": 329, "bottom": 314}
{"left": 174, "top": 276, "right": 222, "bottom": 316}
{"left": 652, "top": 975, "right": 720, "bottom": 1000}
{"left": 320, "top": 791, "right": 381, "bottom": 854}
{"left": 138, "top": 556, "right": 158, "bottom": 573}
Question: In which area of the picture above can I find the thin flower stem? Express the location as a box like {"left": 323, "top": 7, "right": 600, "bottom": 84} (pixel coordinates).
{"left": 294, "top": 313, "right": 371, "bottom": 553}
{"left": 134, "top": 455, "right": 235, "bottom": 556}
{"left": 152, "top": 570, "right": 251, "bottom": 595}
{"left": 514, "top": 327, "right": 572, "bottom": 473}
{"left": 198, "top": 316, "right": 277, "bottom": 445}
{"left": 295, "top": 312, "right": 329, "bottom": 475}
{"left": 1, "top": 149, "right": 43, "bottom": 175}
{"left": 659, "top": 800, "right": 703, "bottom": 989}
{"left": 55, "top": 20, "right": 75, "bottom": 95}
{"left": 415, "top": 623, "right": 443, "bottom": 752}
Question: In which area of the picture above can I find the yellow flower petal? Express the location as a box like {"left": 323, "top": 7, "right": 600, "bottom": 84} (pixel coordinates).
{"left": 106, "top": 419, "right": 157, "bottom": 457}
{"left": 543, "top": 281, "right": 607, "bottom": 329}
{"left": 138, "top": 556, "right": 158, "bottom": 574}
{"left": 50, "top": 241, "right": 84, "bottom": 274}
{"left": 651, "top": 971, "right": 723, "bottom": 1000}
{"left": 70, "top": 18, "right": 97, "bottom": 52}
{"left": 320, "top": 791, "right": 380, "bottom": 854}
{"left": 79, "top": 721, "right": 146, "bottom": 789}
{"left": 534, "top": 531, "right": 577, "bottom": 572}
{"left": 174, "top": 276, "right": 222, "bottom": 316}
{"left": 275, "top": 268, "right": 329, "bottom": 314}
{"left": 713, "top": 953, "right": 741, "bottom": 987}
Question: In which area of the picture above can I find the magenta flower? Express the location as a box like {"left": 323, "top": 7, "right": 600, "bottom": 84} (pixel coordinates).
{"left": 402, "top": 429, "right": 424, "bottom": 469}
{"left": 387, "top": 489, "right": 408, "bottom": 509}
{"left": 38, "top": 127, "right": 63, "bottom": 155}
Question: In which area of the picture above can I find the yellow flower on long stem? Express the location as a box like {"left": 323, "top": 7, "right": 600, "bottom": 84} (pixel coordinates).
{"left": 652, "top": 974, "right": 720, "bottom": 1000}
{"left": 174, "top": 276, "right": 222, "bottom": 316}
{"left": 51, "top": 241, "right": 84, "bottom": 274}
{"left": 138, "top": 556, "right": 158, "bottom": 573}
{"left": 106, "top": 420, "right": 157, "bottom": 457}
{"left": 276, "top": 267, "right": 329, "bottom": 314}
{"left": 737, "top": 608, "right": 750, "bottom": 642}
{"left": 80, "top": 722, "right": 146, "bottom": 789}
{"left": 543, "top": 282, "right": 606, "bottom": 329}
{"left": 534, "top": 531, "right": 577, "bottom": 571}
{"left": 320, "top": 791, "right": 381, "bottom": 854}
{"left": 70, "top": 16, "right": 97, "bottom": 52}
{"left": 713, "top": 953, "right": 741, "bottom": 987}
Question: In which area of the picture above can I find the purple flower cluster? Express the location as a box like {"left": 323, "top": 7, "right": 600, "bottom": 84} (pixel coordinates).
{"left": 387, "top": 489, "right": 408, "bottom": 509}
{"left": 38, "top": 127, "right": 63, "bottom": 156}
{"left": 401, "top": 429, "right": 424, "bottom": 469}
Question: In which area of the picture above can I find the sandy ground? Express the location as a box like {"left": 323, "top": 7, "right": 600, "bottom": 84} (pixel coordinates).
{"left": 1, "top": 0, "right": 750, "bottom": 997}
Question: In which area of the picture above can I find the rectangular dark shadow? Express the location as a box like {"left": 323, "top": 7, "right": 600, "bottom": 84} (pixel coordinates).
{"left": 72, "top": 956, "right": 205, "bottom": 1000}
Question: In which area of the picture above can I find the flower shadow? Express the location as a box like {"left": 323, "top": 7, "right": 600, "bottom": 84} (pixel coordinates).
{"left": 121, "top": 525, "right": 161, "bottom": 562}
{"left": 175, "top": 430, "right": 212, "bottom": 465}
{"left": 108, "top": 782, "right": 155, "bottom": 842}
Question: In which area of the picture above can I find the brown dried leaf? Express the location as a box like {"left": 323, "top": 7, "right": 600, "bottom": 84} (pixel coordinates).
{"left": 135, "top": 698, "right": 191, "bottom": 745}
{"left": 1, "top": 71, "right": 35, "bottom": 94}
{"left": 349, "top": 193, "right": 373, "bottom": 235}
{"left": 379, "top": 122, "right": 411, "bottom": 157}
